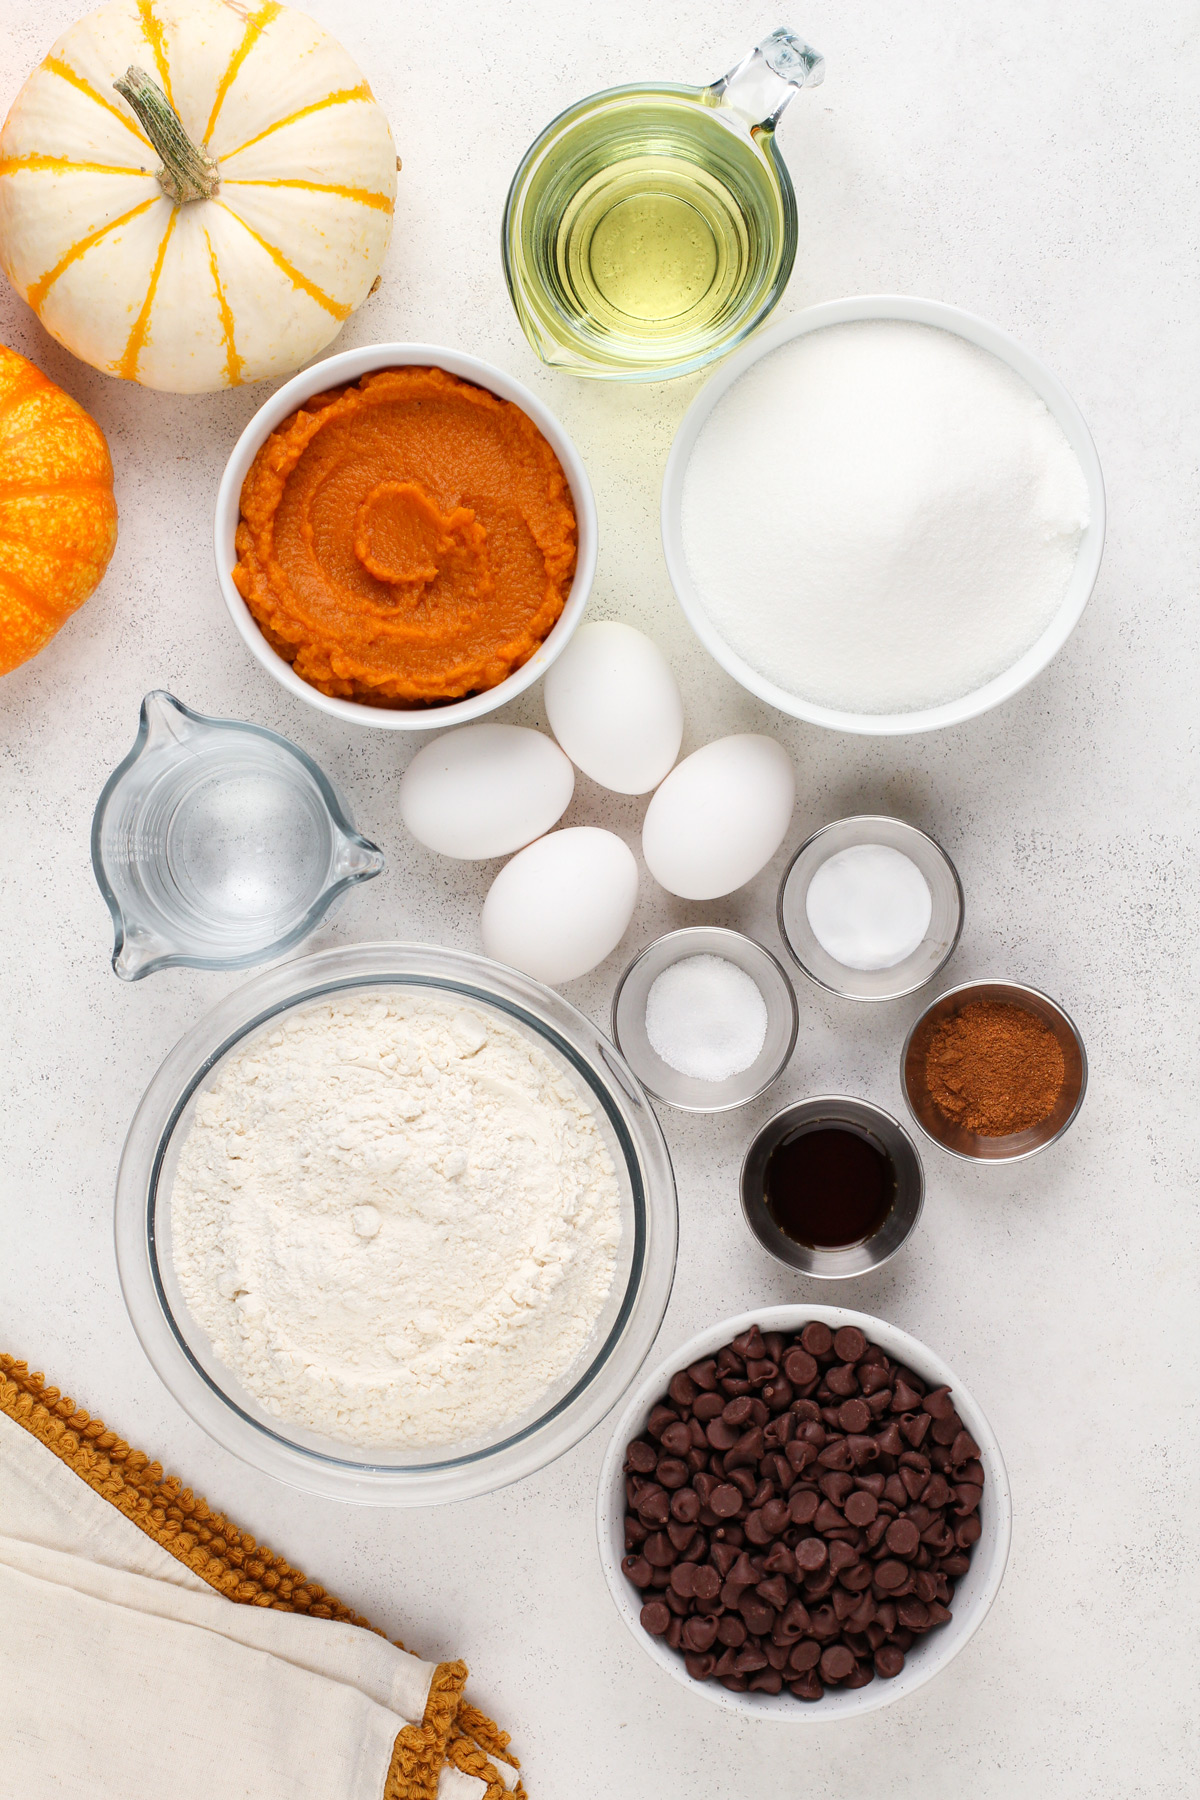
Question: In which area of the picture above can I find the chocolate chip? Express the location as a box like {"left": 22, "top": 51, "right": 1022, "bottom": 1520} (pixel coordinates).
{"left": 732, "top": 1326, "right": 766, "bottom": 1360}
{"left": 647, "top": 1404, "right": 678, "bottom": 1440}
{"left": 788, "top": 1489, "right": 820, "bottom": 1525}
{"left": 625, "top": 1440, "right": 657, "bottom": 1474}
{"left": 833, "top": 1327, "right": 867, "bottom": 1363}
{"left": 643, "top": 1532, "right": 675, "bottom": 1567}
{"left": 951, "top": 1430, "right": 981, "bottom": 1466}
{"left": 709, "top": 1483, "right": 742, "bottom": 1519}
{"left": 688, "top": 1358, "right": 718, "bottom": 1391}
{"left": 897, "top": 1598, "right": 930, "bottom": 1631}
{"left": 782, "top": 1346, "right": 819, "bottom": 1385}
{"left": 692, "top": 1564, "right": 721, "bottom": 1603}
{"left": 656, "top": 1457, "right": 689, "bottom": 1490}
{"left": 885, "top": 1518, "right": 921, "bottom": 1558}
{"left": 659, "top": 1420, "right": 692, "bottom": 1457}
{"left": 838, "top": 1398, "right": 871, "bottom": 1434}
{"left": 839, "top": 1561, "right": 873, "bottom": 1593}
{"left": 740, "top": 1597, "right": 776, "bottom": 1636}
{"left": 844, "top": 1490, "right": 878, "bottom": 1527}
{"left": 705, "top": 1417, "right": 739, "bottom": 1451}
{"left": 732, "top": 1549, "right": 761, "bottom": 1583}
{"left": 777, "top": 1598, "right": 812, "bottom": 1641}
{"left": 760, "top": 1498, "right": 790, "bottom": 1536}
{"left": 800, "top": 1322, "right": 833, "bottom": 1356}
{"left": 795, "top": 1536, "right": 828, "bottom": 1572}
{"left": 668, "top": 1371, "right": 698, "bottom": 1408}
{"left": 724, "top": 1427, "right": 764, "bottom": 1468}
{"left": 745, "top": 1358, "right": 777, "bottom": 1383}
{"left": 873, "top": 1559, "right": 908, "bottom": 1591}
{"left": 682, "top": 1614, "right": 719, "bottom": 1653}
{"left": 621, "top": 1555, "right": 652, "bottom": 1587}
{"left": 790, "top": 1669, "right": 824, "bottom": 1700}
{"left": 635, "top": 1485, "right": 670, "bottom": 1526}
{"left": 820, "top": 1643, "right": 856, "bottom": 1683}
{"left": 670, "top": 1486, "right": 701, "bottom": 1524}
{"left": 640, "top": 1600, "right": 671, "bottom": 1635}
{"left": 727, "top": 1466, "right": 757, "bottom": 1500}
{"left": 875, "top": 1645, "right": 905, "bottom": 1678}
{"left": 756, "top": 1573, "right": 790, "bottom": 1611}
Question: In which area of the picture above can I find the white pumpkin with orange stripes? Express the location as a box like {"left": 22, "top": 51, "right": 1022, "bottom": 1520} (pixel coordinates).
{"left": 0, "top": 0, "right": 397, "bottom": 392}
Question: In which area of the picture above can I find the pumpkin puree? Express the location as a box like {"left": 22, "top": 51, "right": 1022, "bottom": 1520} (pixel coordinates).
{"left": 232, "top": 367, "right": 577, "bottom": 706}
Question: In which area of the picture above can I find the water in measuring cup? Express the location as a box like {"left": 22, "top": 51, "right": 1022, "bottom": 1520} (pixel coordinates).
{"left": 162, "top": 749, "right": 333, "bottom": 940}
{"left": 116, "top": 734, "right": 339, "bottom": 963}
{"left": 512, "top": 94, "right": 787, "bottom": 374}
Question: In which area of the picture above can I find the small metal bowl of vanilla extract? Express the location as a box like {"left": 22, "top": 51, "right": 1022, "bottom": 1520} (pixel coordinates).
{"left": 740, "top": 1096, "right": 924, "bottom": 1278}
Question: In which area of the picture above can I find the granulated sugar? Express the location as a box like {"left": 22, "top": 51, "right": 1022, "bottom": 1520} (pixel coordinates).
{"left": 644, "top": 954, "right": 768, "bottom": 1081}
{"left": 170, "top": 991, "right": 621, "bottom": 1449}
{"left": 680, "top": 321, "right": 1091, "bottom": 714}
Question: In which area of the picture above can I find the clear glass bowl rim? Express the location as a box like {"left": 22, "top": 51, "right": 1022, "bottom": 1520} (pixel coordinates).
{"left": 114, "top": 942, "right": 678, "bottom": 1505}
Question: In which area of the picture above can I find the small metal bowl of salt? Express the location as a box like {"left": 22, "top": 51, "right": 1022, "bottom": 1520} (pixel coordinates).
{"left": 611, "top": 927, "right": 798, "bottom": 1113}
{"left": 778, "top": 815, "right": 963, "bottom": 1002}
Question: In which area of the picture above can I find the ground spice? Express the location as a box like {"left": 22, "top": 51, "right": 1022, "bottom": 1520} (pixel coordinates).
{"left": 924, "top": 999, "right": 1065, "bottom": 1136}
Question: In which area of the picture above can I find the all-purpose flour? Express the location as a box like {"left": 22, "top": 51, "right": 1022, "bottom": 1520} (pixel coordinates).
{"left": 170, "top": 991, "right": 622, "bottom": 1448}
{"left": 681, "top": 320, "right": 1091, "bottom": 714}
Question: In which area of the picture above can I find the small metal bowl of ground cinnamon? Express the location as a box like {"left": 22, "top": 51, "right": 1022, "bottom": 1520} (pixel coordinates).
{"left": 901, "top": 980, "right": 1087, "bottom": 1162}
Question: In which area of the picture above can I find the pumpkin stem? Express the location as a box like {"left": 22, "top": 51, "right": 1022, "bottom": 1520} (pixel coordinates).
{"left": 114, "top": 66, "right": 220, "bottom": 205}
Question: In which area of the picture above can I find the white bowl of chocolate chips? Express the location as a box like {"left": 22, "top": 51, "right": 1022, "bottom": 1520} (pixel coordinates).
{"left": 597, "top": 1305, "right": 1011, "bottom": 1718}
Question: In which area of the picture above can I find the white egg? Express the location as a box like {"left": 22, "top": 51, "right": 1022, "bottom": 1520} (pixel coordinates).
{"left": 482, "top": 828, "right": 639, "bottom": 985}
{"left": 642, "top": 734, "right": 795, "bottom": 900}
{"left": 399, "top": 724, "right": 574, "bottom": 860}
{"left": 543, "top": 620, "right": 684, "bottom": 794}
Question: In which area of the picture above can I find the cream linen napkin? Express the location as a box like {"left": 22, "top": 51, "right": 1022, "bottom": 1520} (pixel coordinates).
{"left": 0, "top": 1358, "right": 523, "bottom": 1800}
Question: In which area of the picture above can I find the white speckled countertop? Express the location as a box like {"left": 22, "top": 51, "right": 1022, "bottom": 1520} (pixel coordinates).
{"left": 1, "top": 2, "right": 1196, "bottom": 1793}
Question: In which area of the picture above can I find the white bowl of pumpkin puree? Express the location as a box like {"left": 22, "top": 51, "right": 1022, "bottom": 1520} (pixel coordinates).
{"left": 215, "top": 345, "right": 596, "bottom": 728}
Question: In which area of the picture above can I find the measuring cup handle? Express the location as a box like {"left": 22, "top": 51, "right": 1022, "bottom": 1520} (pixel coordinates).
{"left": 709, "top": 27, "right": 825, "bottom": 134}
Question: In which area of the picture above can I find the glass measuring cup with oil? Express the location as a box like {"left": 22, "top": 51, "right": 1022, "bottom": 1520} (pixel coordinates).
{"left": 502, "top": 28, "right": 824, "bottom": 381}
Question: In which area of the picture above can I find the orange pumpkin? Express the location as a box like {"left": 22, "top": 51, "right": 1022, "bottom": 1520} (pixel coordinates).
{"left": 0, "top": 344, "right": 117, "bottom": 675}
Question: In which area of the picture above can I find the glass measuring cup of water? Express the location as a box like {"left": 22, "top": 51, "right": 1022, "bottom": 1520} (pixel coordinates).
{"left": 92, "top": 691, "right": 384, "bottom": 980}
{"left": 502, "top": 28, "right": 824, "bottom": 381}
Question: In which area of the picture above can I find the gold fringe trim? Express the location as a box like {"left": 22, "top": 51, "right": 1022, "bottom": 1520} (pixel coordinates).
{"left": 0, "top": 1356, "right": 522, "bottom": 1799}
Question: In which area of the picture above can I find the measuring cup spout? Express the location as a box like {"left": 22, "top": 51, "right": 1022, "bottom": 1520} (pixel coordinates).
{"left": 711, "top": 27, "right": 825, "bottom": 134}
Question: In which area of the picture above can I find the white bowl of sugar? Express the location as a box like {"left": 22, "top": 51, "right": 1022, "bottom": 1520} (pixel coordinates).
{"left": 661, "top": 295, "right": 1105, "bottom": 736}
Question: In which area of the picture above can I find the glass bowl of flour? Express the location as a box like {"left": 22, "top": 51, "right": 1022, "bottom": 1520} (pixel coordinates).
{"left": 115, "top": 942, "right": 677, "bottom": 1504}
{"left": 661, "top": 295, "right": 1106, "bottom": 735}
